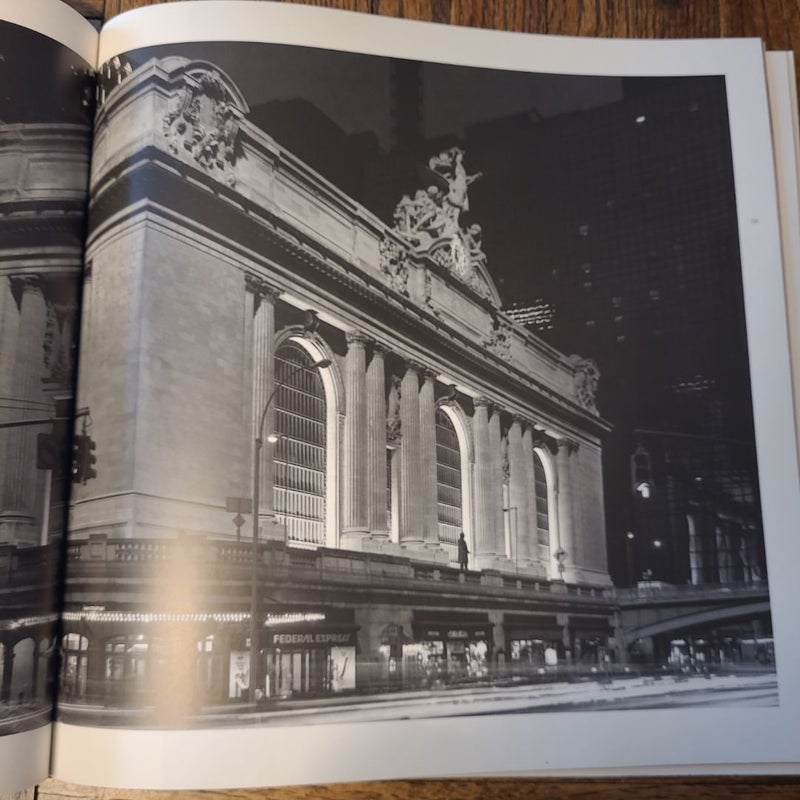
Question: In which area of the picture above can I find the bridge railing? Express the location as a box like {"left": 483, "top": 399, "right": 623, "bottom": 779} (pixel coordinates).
{"left": 615, "top": 581, "right": 769, "bottom": 604}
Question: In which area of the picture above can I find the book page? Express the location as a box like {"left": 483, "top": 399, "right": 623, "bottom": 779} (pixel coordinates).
{"left": 0, "top": 0, "right": 97, "bottom": 793}
{"left": 55, "top": 2, "right": 800, "bottom": 789}
{"left": 766, "top": 52, "right": 800, "bottom": 461}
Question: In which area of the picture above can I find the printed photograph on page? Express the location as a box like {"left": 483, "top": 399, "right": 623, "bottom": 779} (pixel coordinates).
{"left": 0, "top": 19, "right": 93, "bottom": 736}
{"left": 63, "top": 40, "right": 776, "bottom": 729}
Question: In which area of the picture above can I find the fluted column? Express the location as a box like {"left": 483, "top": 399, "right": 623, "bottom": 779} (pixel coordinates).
{"left": 0, "top": 277, "right": 47, "bottom": 543}
{"left": 555, "top": 438, "right": 579, "bottom": 582}
{"left": 507, "top": 417, "right": 528, "bottom": 567}
{"left": 250, "top": 278, "right": 280, "bottom": 531}
{"left": 366, "top": 343, "right": 388, "bottom": 538}
{"left": 488, "top": 405, "right": 505, "bottom": 559}
{"left": 419, "top": 368, "right": 439, "bottom": 548}
{"left": 342, "top": 331, "right": 370, "bottom": 545}
{"left": 520, "top": 423, "right": 537, "bottom": 565}
{"left": 472, "top": 397, "right": 496, "bottom": 561}
{"left": 398, "top": 361, "right": 422, "bottom": 545}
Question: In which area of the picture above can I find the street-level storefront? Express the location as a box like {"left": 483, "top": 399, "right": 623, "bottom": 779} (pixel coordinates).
{"left": 570, "top": 615, "right": 615, "bottom": 665}
{"left": 263, "top": 609, "right": 358, "bottom": 699}
{"left": 504, "top": 614, "right": 564, "bottom": 672}
{"left": 408, "top": 612, "right": 493, "bottom": 685}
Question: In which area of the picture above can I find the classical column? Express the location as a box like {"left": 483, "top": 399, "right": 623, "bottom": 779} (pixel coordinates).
{"left": 249, "top": 277, "right": 280, "bottom": 531}
{"left": 366, "top": 342, "right": 388, "bottom": 538}
{"left": 520, "top": 423, "right": 537, "bottom": 565}
{"left": 0, "top": 277, "right": 47, "bottom": 544}
{"left": 507, "top": 417, "right": 527, "bottom": 567}
{"left": 472, "top": 397, "right": 496, "bottom": 562}
{"left": 488, "top": 405, "right": 506, "bottom": 559}
{"left": 398, "top": 361, "right": 422, "bottom": 545}
{"left": 342, "top": 331, "right": 370, "bottom": 545}
{"left": 419, "top": 368, "right": 439, "bottom": 548}
{"left": 555, "top": 438, "right": 579, "bottom": 582}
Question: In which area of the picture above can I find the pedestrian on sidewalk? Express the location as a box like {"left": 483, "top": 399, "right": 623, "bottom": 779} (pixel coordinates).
{"left": 458, "top": 532, "right": 469, "bottom": 571}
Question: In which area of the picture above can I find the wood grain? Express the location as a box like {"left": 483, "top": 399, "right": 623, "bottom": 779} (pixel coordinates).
{"left": 49, "top": 1, "right": 800, "bottom": 799}
{"left": 32, "top": 775, "right": 800, "bottom": 800}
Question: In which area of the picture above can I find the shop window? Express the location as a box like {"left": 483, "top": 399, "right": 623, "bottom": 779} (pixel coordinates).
{"left": 61, "top": 633, "right": 88, "bottom": 700}
{"left": 196, "top": 635, "right": 220, "bottom": 697}
{"left": 104, "top": 635, "right": 149, "bottom": 695}
{"left": 273, "top": 343, "right": 327, "bottom": 547}
{"left": 435, "top": 409, "right": 462, "bottom": 563}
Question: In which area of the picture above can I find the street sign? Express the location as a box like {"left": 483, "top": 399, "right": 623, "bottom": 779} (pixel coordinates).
{"left": 226, "top": 497, "right": 253, "bottom": 514}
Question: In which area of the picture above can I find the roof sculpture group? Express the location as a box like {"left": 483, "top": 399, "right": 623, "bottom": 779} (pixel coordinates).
{"left": 386, "top": 146, "right": 495, "bottom": 303}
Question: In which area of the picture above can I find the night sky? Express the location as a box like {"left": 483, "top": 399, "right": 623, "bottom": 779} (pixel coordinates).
{"left": 0, "top": 21, "right": 93, "bottom": 125}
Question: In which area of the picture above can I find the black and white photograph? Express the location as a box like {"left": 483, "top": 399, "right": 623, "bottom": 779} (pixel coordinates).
{"left": 0, "top": 18, "right": 92, "bottom": 736}
{"left": 58, "top": 34, "right": 779, "bottom": 735}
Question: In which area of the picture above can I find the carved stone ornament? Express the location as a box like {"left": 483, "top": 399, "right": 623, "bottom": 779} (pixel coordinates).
{"left": 386, "top": 375, "right": 402, "bottom": 443}
{"left": 390, "top": 149, "right": 496, "bottom": 306}
{"left": 483, "top": 316, "right": 513, "bottom": 362}
{"left": 568, "top": 355, "right": 600, "bottom": 414}
{"left": 501, "top": 434, "right": 510, "bottom": 485}
{"left": 379, "top": 237, "right": 410, "bottom": 296}
{"left": 163, "top": 70, "right": 243, "bottom": 186}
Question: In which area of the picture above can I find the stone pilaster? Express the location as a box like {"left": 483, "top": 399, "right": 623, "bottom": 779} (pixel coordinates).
{"left": 507, "top": 417, "right": 527, "bottom": 567}
{"left": 488, "top": 405, "right": 506, "bottom": 559}
{"left": 520, "top": 422, "right": 537, "bottom": 565}
{"left": 366, "top": 342, "right": 388, "bottom": 538}
{"left": 472, "top": 397, "right": 496, "bottom": 564}
{"left": 555, "top": 437, "right": 579, "bottom": 582}
{"left": 249, "top": 277, "right": 280, "bottom": 533}
{"left": 398, "top": 361, "right": 422, "bottom": 545}
{"left": 0, "top": 277, "right": 47, "bottom": 544}
{"left": 419, "top": 368, "right": 440, "bottom": 548}
{"left": 342, "top": 331, "right": 370, "bottom": 546}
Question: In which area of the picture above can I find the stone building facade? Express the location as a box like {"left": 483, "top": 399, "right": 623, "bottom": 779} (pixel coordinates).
{"left": 62, "top": 57, "right": 616, "bottom": 712}
{"left": 0, "top": 121, "right": 89, "bottom": 725}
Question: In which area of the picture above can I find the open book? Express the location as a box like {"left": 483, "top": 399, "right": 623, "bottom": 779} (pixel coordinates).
{"left": 1, "top": 0, "right": 800, "bottom": 792}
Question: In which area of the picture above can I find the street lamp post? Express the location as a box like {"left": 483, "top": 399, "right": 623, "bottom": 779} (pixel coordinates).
{"left": 249, "top": 355, "right": 330, "bottom": 704}
{"left": 554, "top": 546, "right": 567, "bottom": 581}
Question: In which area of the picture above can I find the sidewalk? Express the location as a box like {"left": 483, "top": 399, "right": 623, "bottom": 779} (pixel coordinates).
{"left": 58, "top": 670, "right": 778, "bottom": 728}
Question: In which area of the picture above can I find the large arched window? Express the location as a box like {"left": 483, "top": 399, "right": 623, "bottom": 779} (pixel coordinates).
{"left": 274, "top": 342, "right": 327, "bottom": 547}
{"left": 533, "top": 451, "right": 550, "bottom": 562}
{"left": 436, "top": 409, "right": 462, "bottom": 563}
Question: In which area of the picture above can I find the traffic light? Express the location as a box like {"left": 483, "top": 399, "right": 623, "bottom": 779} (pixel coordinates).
{"left": 72, "top": 434, "right": 97, "bottom": 484}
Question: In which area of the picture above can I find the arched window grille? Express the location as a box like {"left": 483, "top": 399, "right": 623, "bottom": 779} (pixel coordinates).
{"left": 534, "top": 452, "right": 550, "bottom": 561}
{"left": 273, "top": 343, "right": 327, "bottom": 547}
{"left": 436, "top": 409, "right": 462, "bottom": 563}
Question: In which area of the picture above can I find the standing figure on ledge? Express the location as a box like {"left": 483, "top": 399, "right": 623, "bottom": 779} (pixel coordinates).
{"left": 458, "top": 531, "right": 470, "bottom": 571}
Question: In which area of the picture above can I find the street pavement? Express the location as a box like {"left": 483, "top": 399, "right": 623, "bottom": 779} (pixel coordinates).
{"left": 206, "top": 671, "right": 778, "bottom": 727}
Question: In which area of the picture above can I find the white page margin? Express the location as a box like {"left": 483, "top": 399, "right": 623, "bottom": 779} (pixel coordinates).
{"left": 50, "top": 2, "right": 800, "bottom": 788}
{"left": 0, "top": 0, "right": 97, "bottom": 68}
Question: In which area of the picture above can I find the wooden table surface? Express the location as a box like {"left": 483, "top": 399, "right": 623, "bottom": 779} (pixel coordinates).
{"left": 46, "top": 1, "right": 800, "bottom": 799}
